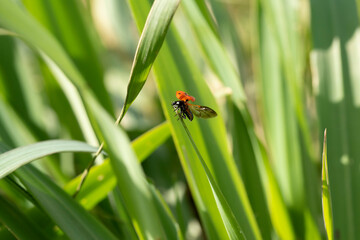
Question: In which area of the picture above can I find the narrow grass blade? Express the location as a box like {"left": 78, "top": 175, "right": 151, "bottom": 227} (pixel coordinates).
{"left": 117, "top": 0, "right": 180, "bottom": 123}
{"left": 22, "top": 0, "right": 113, "bottom": 114}
{"left": 0, "top": 140, "right": 99, "bottom": 179}
{"left": 0, "top": 38, "right": 47, "bottom": 133}
{"left": 310, "top": 0, "right": 360, "bottom": 238}
{"left": 64, "top": 121, "right": 171, "bottom": 209}
{"left": 88, "top": 97, "right": 167, "bottom": 239}
{"left": 228, "top": 99, "right": 273, "bottom": 238}
{"left": 154, "top": 35, "right": 261, "bottom": 239}
{"left": 178, "top": 115, "right": 245, "bottom": 240}
{"left": 254, "top": 4, "right": 323, "bottom": 238}
{"left": 0, "top": 0, "right": 87, "bottom": 90}
{"left": 149, "top": 184, "right": 184, "bottom": 239}
{"left": 321, "top": 129, "right": 333, "bottom": 240}
{"left": 256, "top": 0, "right": 305, "bottom": 211}
{"left": 15, "top": 165, "right": 117, "bottom": 240}
{"left": 126, "top": 0, "right": 262, "bottom": 235}
{"left": 258, "top": 141, "right": 296, "bottom": 240}
{"left": 181, "top": 0, "right": 246, "bottom": 110}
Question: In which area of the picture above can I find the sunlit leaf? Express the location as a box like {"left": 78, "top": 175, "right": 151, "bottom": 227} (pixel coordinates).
{"left": 0, "top": 140, "right": 99, "bottom": 179}
{"left": 321, "top": 129, "right": 333, "bottom": 240}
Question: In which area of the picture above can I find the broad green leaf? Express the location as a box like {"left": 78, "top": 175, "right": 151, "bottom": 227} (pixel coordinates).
{"left": 118, "top": 0, "right": 180, "bottom": 122}
{"left": 15, "top": 165, "right": 117, "bottom": 240}
{"left": 0, "top": 140, "right": 99, "bottom": 179}
{"left": 65, "top": 121, "right": 171, "bottom": 209}
{"left": 88, "top": 97, "right": 167, "bottom": 239}
{"left": 321, "top": 129, "right": 333, "bottom": 240}
{"left": 310, "top": 0, "right": 360, "bottom": 238}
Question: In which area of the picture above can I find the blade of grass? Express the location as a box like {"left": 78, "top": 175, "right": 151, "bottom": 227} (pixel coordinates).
{"left": 149, "top": 183, "right": 184, "bottom": 239}
{"left": 0, "top": 37, "right": 47, "bottom": 135}
{"left": 183, "top": 0, "right": 274, "bottom": 234}
{"left": 127, "top": 0, "right": 262, "bottom": 236}
{"left": 176, "top": 111, "right": 245, "bottom": 240}
{"left": 321, "top": 129, "right": 333, "bottom": 240}
{"left": 0, "top": 0, "right": 87, "bottom": 90}
{"left": 74, "top": 0, "right": 180, "bottom": 196}
{"left": 65, "top": 121, "right": 171, "bottom": 209}
{"left": 181, "top": 0, "right": 246, "bottom": 110}
{"left": 87, "top": 97, "right": 168, "bottom": 239}
{"left": 117, "top": 0, "right": 180, "bottom": 123}
{"left": 0, "top": 98, "right": 69, "bottom": 183}
{"left": 0, "top": 0, "right": 101, "bottom": 156}
{"left": 0, "top": 140, "right": 100, "bottom": 179}
{"left": 22, "top": 0, "right": 113, "bottom": 114}
{"left": 310, "top": 0, "right": 360, "bottom": 238}
{"left": 254, "top": 4, "right": 323, "bottom": 238}
{"left": 0, "top": 195, "right": 50, "bottom": 240}
{"left": 15, "top": 165, "right": 117, "bottom": 240}
{"left": 257, "top": 0, "right": 305, "bottom": 212}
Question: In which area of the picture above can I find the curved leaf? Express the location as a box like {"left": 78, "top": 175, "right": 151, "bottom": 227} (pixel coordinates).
{"left": 0, "top": 140, "right": 99, "bottom": 179}
{"left": 118, "top": 0, "right": 180, "bottom": 122}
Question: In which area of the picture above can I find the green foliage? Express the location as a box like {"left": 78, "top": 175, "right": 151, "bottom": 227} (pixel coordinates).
{"left": 322, "top": 129, "right": 333, "bottom": 240}
{"left": 0, "top": 0, "right": 359, "bottom": 239}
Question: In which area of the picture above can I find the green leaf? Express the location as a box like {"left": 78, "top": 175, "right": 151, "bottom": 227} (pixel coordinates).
{"left": 149, "top": 184, "right": 183, "bottom": 240}
{"left": 0, "top": 0, "right": 101, "bottom": 149}
{"left": 88, "top": 97, "right": 167, "bottom": 239}
{"left": 0, "top": 195, "right": 49, "bottom": 240}
{"left": 132, "top": 121, "right": 171, "bottom": 161}
{"left": 177, "top": 116, "right": 245, "bottom": 239}
{"left": 321, "top": 129, "right": 333, "bottom": 240}
{"left": 64, "top": 121, "right": 171, "bottom": 210}
{"left": 0, "top": 140, "right": 99, "bottom": 179}
{"left": 118, "top": 0, "right": 180, "bottom": 122}
{"left": 0, "top": 0, "right": 87, "bottom": 90}
{"left": 310, "top": 0, "right": 360, "bottom": 238}
{"left": 181, "top": 0, "right": 246, "bottom": 109}
{"left": 127, "top": 0, "right": 262, "bottom": 238}
{"left": 22, "top": 0, "right": 113, "bottom": 114}
{"left": 15, "top": 165, "right": 117, "bottom": 240}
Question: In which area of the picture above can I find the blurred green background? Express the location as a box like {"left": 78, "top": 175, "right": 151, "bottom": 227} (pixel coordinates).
{"left": 0, "top": 0, "right": 359, "bottom": 239}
